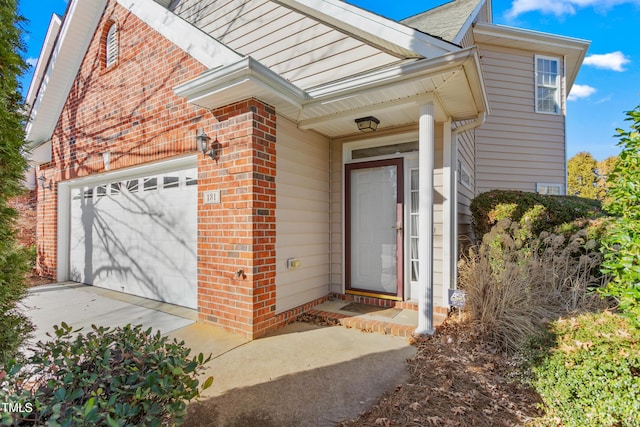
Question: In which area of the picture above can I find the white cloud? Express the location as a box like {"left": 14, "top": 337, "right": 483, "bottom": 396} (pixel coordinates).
{"left": 506, "top": 0, "right": 640, "bottom": 18}
{"left": 583, "top": 51, "right": 630, "bottom": 71}
{"left": 568, "top": 84, "right": 596, "bottom": 101}
{"left": 26, "top": 57, "right": 38, "bottom": 68}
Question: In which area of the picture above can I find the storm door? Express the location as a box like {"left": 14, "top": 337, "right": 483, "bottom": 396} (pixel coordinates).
{"left": 345, "top": 158, "right": 404, "bottom": 299}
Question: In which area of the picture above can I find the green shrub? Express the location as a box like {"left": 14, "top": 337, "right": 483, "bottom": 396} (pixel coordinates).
{"left": 470, "top": 190, "right": 603, "bottom": 240}
{"left": 458, "top": 220, "right": 609, "bottom": 353}
{"left": 0, "top": 0, "right": 34, "bottom": 369}
{"left": 600, "top": 106, "right": 640, "bottom": 325}
{"left": 531, "top": 311, "right": 640, "bottom": 426}
{"left": 0, "top": 323, "right": 213, "bottom": 426}
{"left": 0, "top": 240, "right": 32, "bottom": 367}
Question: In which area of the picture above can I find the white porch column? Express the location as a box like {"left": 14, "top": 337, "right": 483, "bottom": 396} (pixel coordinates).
{"left": 416, "top": 102, "right": 435, "bottom": 335}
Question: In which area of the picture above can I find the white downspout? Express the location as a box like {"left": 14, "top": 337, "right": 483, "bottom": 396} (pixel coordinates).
{"left": 449, "top": 112, "right": 486, "bottom": 293}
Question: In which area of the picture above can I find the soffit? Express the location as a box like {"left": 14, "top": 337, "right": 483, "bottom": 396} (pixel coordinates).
{"left": 175, "top": 48, "right": 488, "bottom": 138}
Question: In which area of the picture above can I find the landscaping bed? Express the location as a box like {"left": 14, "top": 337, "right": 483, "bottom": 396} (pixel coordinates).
{"left": 338, "top": 315, "right": 543, "bottom": 427}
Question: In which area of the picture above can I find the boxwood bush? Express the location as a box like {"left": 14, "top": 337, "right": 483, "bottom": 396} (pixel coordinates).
{"left": 531, "top": 311, "right": 640, "bottom": 426}
{"left": 470, "top": 190, "right": 603, "bottom": 240}
{"left": 0, "top": 323, "right": 213, "bottom": 426}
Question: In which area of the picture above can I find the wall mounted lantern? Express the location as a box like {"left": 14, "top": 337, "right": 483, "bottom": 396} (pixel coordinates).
{"left": 38, "top": 174, "right": 51, "bottom": 190}
{"left": 355, "top": 116, "right": 380, "bottom": 132}
{"left": 197, "top": 128, "right": 219, "bottom": 160}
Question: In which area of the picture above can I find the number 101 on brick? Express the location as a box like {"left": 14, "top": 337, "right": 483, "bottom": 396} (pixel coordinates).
{"left": 203, "top": 190, "right": 221, "bottom": 204}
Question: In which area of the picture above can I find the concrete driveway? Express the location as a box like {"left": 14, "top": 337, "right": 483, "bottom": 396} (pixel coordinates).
{"left": 23, "top": 282, "right": 417, "bottom": 426}
{"left": 24, "top": 282, "right": 198, "bottom": 343}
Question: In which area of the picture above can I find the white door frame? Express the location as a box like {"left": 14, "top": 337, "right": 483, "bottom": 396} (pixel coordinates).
{"left": 342, "top": 131, "right": 419, "bottom": 300}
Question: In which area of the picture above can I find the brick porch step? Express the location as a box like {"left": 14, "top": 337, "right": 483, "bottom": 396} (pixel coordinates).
{"left": 306, "top": 300, "right": 447, "bottom": 338}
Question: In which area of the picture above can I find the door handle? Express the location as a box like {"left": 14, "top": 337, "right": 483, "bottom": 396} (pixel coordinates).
{"left": 392, "top": 225, "right": 403, "bottom": 231}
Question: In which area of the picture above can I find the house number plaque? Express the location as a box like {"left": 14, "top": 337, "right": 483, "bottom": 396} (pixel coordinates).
{"left": 203, "top": 190, "right": 220, "bottom": 204}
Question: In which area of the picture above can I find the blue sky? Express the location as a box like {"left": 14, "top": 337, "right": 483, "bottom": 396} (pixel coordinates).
{"left": 18, "top": 0, "right": 640, "bottom": 161}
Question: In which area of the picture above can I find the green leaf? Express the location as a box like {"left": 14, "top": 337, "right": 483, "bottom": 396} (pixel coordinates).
{"left": 53, "top": 387, "right": 66, "bottom": 400}
{"left": 202, "top": 376, "right": 214, "bottom": 390}
{"left": 106, "top": 414, "right": 120, "bottom": 427}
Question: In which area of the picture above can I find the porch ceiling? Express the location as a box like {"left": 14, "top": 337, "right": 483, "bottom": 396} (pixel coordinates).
{"left": 174, "top": 47, "right": 488, "bottom": 138}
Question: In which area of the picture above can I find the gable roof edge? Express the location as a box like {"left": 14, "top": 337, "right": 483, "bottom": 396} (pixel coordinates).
{"left": 473, "top": 22, "right": 590, "bottom": 90}
{"left": 116, "top": 0, "right": 242, "bottom": 69}
{"left": 452, "top": 0, "right": 486, "bottom": 45}
{"left": 25, "top": 13, "right": 62, "bottom": 112}
{"left": 274, "top": 0, "right": 458, "bottom": 58}
{"left": 25, "top": 0, "right": 108, "bottom": 146}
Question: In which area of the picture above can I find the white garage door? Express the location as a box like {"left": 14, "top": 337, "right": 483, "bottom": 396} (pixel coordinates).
{"left": 69, "top": 168, "right": 198, "bottom": 309}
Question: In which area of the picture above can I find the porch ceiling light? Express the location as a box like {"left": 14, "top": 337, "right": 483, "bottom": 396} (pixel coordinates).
{"left": 355, "top": 116, "right": 380, "bottom": 132}
{"left": 196, "top": 128, "right": 219, "bottom": 160}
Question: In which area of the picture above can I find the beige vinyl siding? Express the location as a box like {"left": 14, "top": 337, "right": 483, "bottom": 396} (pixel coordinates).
{"left": 275, "top": 116, "right": 330, "bottom": 313}
{"left": 475, "top": 43, "right": 566, "bottom": 194}
{"left": 433, "top": 126, "right": 444, "bottom": 304}
{"left": 456, "top": 127, "right": 475, "bottom": 243}
{"left": 170, "top": 0, "right": 402, "bottom": 89}
{"left": 329, "top": 139, "right": 343, "bottom": 293}
{"left": 458, "top": 26, "right": 475, "bottom": 48}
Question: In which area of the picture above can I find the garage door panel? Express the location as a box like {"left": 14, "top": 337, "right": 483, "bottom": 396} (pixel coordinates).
{"left": 69, "top": 168, "right": 197, "bottom": 309}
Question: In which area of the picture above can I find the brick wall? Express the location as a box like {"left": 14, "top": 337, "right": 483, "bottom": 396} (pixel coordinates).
{"left": 197, "top": 100, "right": 278, "bottom": 339}
{"left": 36, "top": 0, "right": 213, "bottom": 278}
{"left": 8, "top": 190, "right": 36, "bottom": 248}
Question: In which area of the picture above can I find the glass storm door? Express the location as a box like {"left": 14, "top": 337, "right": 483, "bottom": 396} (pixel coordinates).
{"left": 346, "top": 158, "right": 404, "bottom": 299}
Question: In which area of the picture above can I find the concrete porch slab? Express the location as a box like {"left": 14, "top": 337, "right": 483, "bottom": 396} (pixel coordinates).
{"left": 308, "top": 299, "right": 446, "bottom": 337}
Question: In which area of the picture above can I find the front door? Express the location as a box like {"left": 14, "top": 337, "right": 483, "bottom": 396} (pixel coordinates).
{"left": 346, "top": 158, "right": 403, "bottom": 300}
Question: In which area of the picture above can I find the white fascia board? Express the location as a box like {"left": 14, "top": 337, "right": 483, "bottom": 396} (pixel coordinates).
{"left": 26, "top": 0, "right": 108, "bottom": 147}
{"left": 25, "top": 14, "right": 62, "bottom": 110}
{"left": 116, "top": 0, "right": 241, "bottom": 69}
{"left": 302, "top": 47, "right": 489, "bottom": 122}
{"left": 474, "top": 22, "right": 590, "bottom": 51}
{"left": 462, "top": 48, "right": 491, "bottom": 115}
{"left": 306, "top": 48, "right": 476, "bottom": 101}
{"left": 274, "top": 0, "right": 457, "bottom": 58}
{"left": 174, "top": 56, "right": 306, "bottom": 109}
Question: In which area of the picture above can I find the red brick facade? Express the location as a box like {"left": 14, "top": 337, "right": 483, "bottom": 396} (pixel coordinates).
{"left": 37, "top": 1, "right": 210, "bottom": 278}
{"left": 197, "top": 100, "right": 278, "bottom": 338}
{"left": 35, "top": 0, "right": 283, "bottom": 338}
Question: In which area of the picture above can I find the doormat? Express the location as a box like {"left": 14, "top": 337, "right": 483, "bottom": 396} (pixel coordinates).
{"left": 340, "top": 302, "right": 402, "bottom": 319}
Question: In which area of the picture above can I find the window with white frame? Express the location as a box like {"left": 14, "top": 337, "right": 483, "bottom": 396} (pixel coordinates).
{"left": 105, "top": 22, "right": 118, "bottom": 68}
{"left": 536, "top": 183, "right": 563, "bottom": 195}
{"left": 535, "top": 55, "right": 560, "bottom": 114}
{"left": 457, "top": 160, "right": 473, "bottom": 190}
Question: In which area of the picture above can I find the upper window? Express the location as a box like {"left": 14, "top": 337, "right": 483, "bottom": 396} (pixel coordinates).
{"left": 535, "top": 55, "right": 560, "bottom": 114}
{"left": 105, "top": 22, "right": 118, "bottom": 68}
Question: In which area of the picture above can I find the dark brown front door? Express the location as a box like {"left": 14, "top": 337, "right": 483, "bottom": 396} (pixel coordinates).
{"left": 345, "top": 158, "right": 404, "bottom": 300}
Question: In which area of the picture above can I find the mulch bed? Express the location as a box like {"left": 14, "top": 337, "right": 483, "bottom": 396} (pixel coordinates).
{"left": 337, "top": 316, "right": 544, "bottom": 426}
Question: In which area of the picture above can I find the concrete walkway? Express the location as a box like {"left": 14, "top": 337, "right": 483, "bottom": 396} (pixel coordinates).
{"left": 23, "top": 283, "right": 416, "bottom": 426}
